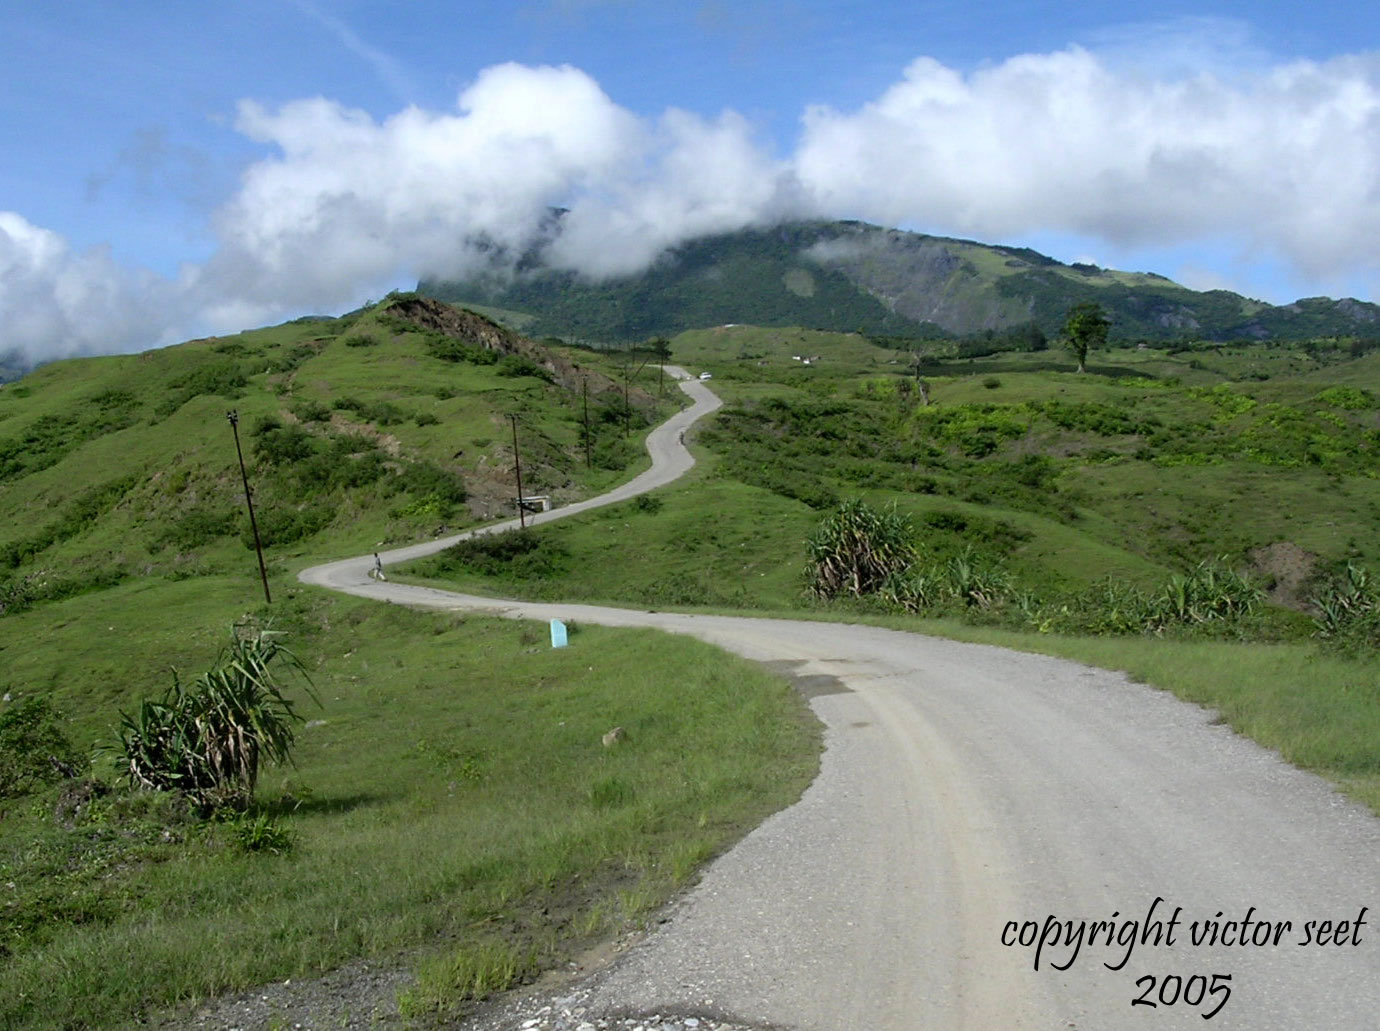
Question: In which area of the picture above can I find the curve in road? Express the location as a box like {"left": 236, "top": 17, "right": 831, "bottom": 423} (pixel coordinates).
{"left": 301, "top": 367, "right": 1380, "bottom": 1030}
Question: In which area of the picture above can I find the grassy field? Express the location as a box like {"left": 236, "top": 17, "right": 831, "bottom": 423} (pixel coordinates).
{"left": 0, "top": 580, "right": 818, "bottom": 1028}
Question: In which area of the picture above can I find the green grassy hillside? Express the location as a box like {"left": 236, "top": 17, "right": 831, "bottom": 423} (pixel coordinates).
{"left": 0, "top": 294, "right": 676, "bottom": 617}
{"left": 419, "top": 323, "right": 1380, "bottom": 613}
{"left": 406, "top": 321, "right": 1380, "bottom": 817}
{"left": 6, "top": 298, "right": 1380, "bottom": 1027}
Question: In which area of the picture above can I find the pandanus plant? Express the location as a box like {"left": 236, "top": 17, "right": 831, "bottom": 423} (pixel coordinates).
{"left": 117, "top": 626, "right": 316, "bottom": 807}
{"left": 806, "top": 498, "right": 916, "bottom": 599}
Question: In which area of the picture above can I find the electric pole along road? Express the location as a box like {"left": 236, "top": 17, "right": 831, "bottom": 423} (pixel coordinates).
{"left": 300, "top": 367, "right": 1380, "bottom": 1030}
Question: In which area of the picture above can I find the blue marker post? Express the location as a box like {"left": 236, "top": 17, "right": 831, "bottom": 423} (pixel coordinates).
{"left": 550, "top": 619, "right": 568, "bottom": 648}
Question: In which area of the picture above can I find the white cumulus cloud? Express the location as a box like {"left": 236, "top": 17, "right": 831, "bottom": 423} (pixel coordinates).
{"left": 0, "top": 212, "right": 179, "bottom": 365}
{"left": 5, "top": 44, "right": 1380, "bottom": 368}
{"left": 793, "top": 47, "right": 1380, "bottom": 286}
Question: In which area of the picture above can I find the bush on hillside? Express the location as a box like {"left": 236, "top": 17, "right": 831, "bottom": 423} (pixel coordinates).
{"left": 1311, "top": 561, "right": 1380, "bottom": 651}
{"left": 806, "top": 498, "right": 916, "bottom": 599}
{"left": 253, "top": 423, "right": 315, "bottom": 465}
{"left": 495, "top": 354, "right": 553, "bottom": 381}
{"left": 243, "top": 504, "right": 333, "bottom": 548}
{"left": 0, "top": 696, "right": 82, "bottom": 797}
{"left": 878, "top": 546, "right": 1016, "bottom": 613}
{"left": 434, "top": 529, "right": 569, "bottom": 580}
{"left": 115, "top": 626, "right": 316, "bottom": 808}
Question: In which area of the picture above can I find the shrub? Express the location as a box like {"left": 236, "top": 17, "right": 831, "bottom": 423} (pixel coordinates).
{"left": 1150, "top": 559, "right": 1263, "bottom": 627}
{"left": 435, "top": 529, "right": 569, "bottom": 579}
{"left": 253, "top": 423, "right": 315, "bottom": 466}
{"left": 158, "top": 507, "right": 239, "bottom": 551}
{"left": 115, "top": 627, "right": 317, "bottom": 808}
{"left": 1315, "top": 387, "right": 1375, "bottom": 411}
{"left": 396, "top": 461, "right": 467, "bottom": 505}
{"left": 0, "top": 696, "right": 82, "bottom": 797}
{"left": 496, "top": 354, "right": 553, "bottom": 381}
{"left": 944, "top": 547, "right": 1013, "bottom": 608}
{"left": 363, "top": 401, "right": 407, "bottom": 426}
{"left": 243, "top": 504, "right": 333, "bottom": 548}
{"left": 291, "top": 399, "right": 333, "bottom": 423}
{"left": 424, "top": 333, "right": 498, "bottom": 365}
{"left": 806, "top": 499, "right": 916, "bottom": 599}
{"left": 228, "top": 811, "right": 294, "bottom": 854}
{"left": 877, "top": 546, "right": 1014, "bottom": 613}
{"left": 1311, "top": 561, "right": 1380, "bottom": 650}
{"left": 174, "top": 360, "right": 247, "bottom": 400}
{"left": 592, "top": 437, "right": 636, "bottom": 471}
{"left": 342, "top": 333, "right": 377, "bottom": 348}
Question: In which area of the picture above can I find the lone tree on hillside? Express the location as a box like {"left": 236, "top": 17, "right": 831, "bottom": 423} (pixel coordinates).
{"left": 1062, "top": 302, "right": 1110, "bottom": 374}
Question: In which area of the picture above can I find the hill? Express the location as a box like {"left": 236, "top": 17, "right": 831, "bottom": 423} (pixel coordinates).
{"left": 409, "top": 322, "right": 1380, "bottom": 622}
{"left": 421, "top": 219, "right": 1380, "bottom": 344}
{"left": 0, "top": 293, "right": 671, "bottom": 618}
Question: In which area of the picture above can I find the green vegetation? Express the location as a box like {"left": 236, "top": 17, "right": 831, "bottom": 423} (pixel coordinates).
{"left": 1310, "top": 560, "right": 1380, "bottom": 651}
{"left": 0, "top": 588, "right": 817, "bottom": 1029}
{"left": 806, "top": 498, "right": 916, "bottom": 599}
{"left": 0, "top": 696, "right": 81, "bottom": 797}
{"left": 407, "top": 320, "right": 1380, "bottom": 829}
{"left": 8, "top": 277, "right": 1380, "bottom": 1029}
{"left": 1062, "top": 301, "right": 1110, "bottom": 374}
{"left": 0, "top": 296, "right": 810, "bottom": 1028}
{"left": 116, "top": 626, "right": 316, "bottom": 807}
{"left": 424, "top": 223, "right": 938, "bottom": 343}
{"left": 0, "top": 294, "right": 674, "bottom": 618}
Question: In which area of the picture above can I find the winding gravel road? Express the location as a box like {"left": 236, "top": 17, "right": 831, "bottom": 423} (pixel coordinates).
{"left": 301, "top": 368, "right": 1380, "bottom": 1030}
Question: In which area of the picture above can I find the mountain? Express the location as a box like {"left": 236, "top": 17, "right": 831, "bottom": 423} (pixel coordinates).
{"left": 420, "top": 220, "right": 1380, "bottom": 344}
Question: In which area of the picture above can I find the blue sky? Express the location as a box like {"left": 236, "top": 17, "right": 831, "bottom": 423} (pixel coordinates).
{"left": 3, "top": 1, "right": 1380, "bottom": 363}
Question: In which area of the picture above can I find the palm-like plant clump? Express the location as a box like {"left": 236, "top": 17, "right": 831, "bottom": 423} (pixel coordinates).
{"left": 806, "top": 498, "right": 917, "bottom": 599}
{"left": 117, "top": 626, "right": 316, "bottom": 807}
{"left": 1312, "top": 561, "right": 1380, "bottom": 649}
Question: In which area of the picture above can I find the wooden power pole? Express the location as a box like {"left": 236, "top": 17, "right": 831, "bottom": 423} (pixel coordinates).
{"left": 226, "top": 410, "right": 271, "bottom": 605}
{"left": 509, "top": 413, "right": 526, "bottom": 529}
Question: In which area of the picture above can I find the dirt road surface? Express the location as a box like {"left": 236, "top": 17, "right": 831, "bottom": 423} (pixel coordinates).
{"left": 301, "top": 368, "right": 1380, "bottom": 1030}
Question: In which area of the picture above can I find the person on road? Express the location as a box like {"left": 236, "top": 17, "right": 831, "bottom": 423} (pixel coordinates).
{"left": 370, "top": 552, "right": 386, "bottom": 581}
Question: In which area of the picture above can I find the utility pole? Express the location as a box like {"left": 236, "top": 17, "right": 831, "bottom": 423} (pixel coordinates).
{"left": 582, "top": 376, "right": 592, "bottom": 469}
{"left": 509, "top": 413, "right": 526, "bottom": 529}
{"left": 226, "top": 410, "right": 271, "bottom": 605}
{"left": 621, "top": 342, "right": 658, "bottom": 439}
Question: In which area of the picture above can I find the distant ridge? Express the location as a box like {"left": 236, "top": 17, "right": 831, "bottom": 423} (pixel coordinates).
{"left": 422, "top": 219, "right": 1380, "bottom": 344}
{"left": 0, "top": 349, "right": 30, "bottom": 384}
